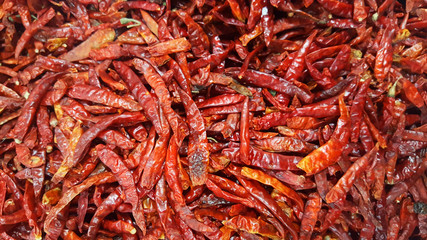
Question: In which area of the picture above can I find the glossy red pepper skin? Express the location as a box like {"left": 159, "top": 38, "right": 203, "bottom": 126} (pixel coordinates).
{"left": 374, "top": 26, "right": 394, "bottom": 81}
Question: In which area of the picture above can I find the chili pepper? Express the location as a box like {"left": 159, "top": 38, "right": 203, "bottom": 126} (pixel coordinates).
{"left": 223, "top": 146, "right": 301, "bottom": 170}
{"left": 133, "top": 58, "right": 189, "bottom": 143}
{"left": 179, "top": 88, "right": 209, "bottom": 186}
{"left": 253, "top": 136, "right": 317, "bottom": 153}
{"left": 137, "top": 104, "right": 168, "bottom": 188}
{"left": 227, "top": 68, "right": 313, "bottom": 103}
{"left": 241, "top": 167, "right": 304, "bottom": 213}
{"left": 9, "top": 73, "right": 64, "bottom": 142}
{"left": 326, "top": 145, "right": 378, "bottom": 203}
{"left": 67, "top": 84, "right": 142, "bottom": 111}
{"left": 247, "top": 0, "right": 263, "bottom": 30}
{"left": 299, "top": 192, "right": 322, "bottom": 240}
{"left": 297, "top": 96, "right": 350, "bottom": 174}
{"left": 318, "top": 0, "right": 353, "bottom": 18}
{"left": 61, "top": 28, "right": 116, "bottom": 62}
{"left": 15, "top": 8, "right": 56, "bottom": 58}
{"left": 113, "top": 61, "right": 164, "bottom": 136}
{"left": 98, "top": 129, "right": 136, "bottom": 150}
{"left": 96, "top": 145, "right": 138, "bottom": 207}
{"left": 374, "top": 26, "right": 394, "bottom": 81}
{"left": 329, "top": 44, "right": 351, "bottom": 78}
{"left": 176, "top": 10, "right": 210, "bottom": 58}
{"left": 350, "top": 77, "right": 372, "bottom": 142}
{"left": 238, "top": 97, "right": 251, "bottom": 165}
{"left": 285, "top": 30, "right": 317, "bottom": 84}
{"left": 155, "top": 175, "right": 183, "bottom": 240}
{"left": 0, "top": 209, "right": 28, "bottom": 225}
{"left": 223, "top": 215, "right": 281, "bottom": 239}
{"left": 87, "top": 188, "right": 124, "bottom": 239}
{"left": 206, "top": 179, "right": 254, "bottom": 208}
{"left": 401, "top": 78, "right": 425, "bottom": 108}
{"left": 237, "top": 176, "right": 298, "bottom": 239}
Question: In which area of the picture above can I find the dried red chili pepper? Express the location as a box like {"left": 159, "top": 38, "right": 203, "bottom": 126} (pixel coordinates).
{"left": 178, "top": 88, "right": 209, "bottom": 186}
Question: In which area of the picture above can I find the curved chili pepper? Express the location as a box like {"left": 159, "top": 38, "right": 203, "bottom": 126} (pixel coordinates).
{"left": 87, "top": 188, "right": 124, "bottom": 239}
{"left": 15, "top": 8, "right": 56, "bottom": 58}
{"left": 10, "top": 72, "right": 64, "bottom": 142}
{"left": 113, "top": 61, "right": 164, "bottom": 136}
{"left": 297, "top": 96, "right": 350, "bottom": 174}
{"left": 237, "top": 176, "right": 299, "bottom": 240}
{"left": 241, "top": 167, "right": 304, "bottom": 213}
{"left": 284, "top": 30, "right": 318, "bottom": 84}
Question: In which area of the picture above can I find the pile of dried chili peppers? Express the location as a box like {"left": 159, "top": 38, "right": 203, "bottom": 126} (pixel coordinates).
{"left": 0, "top": 0, "right": 426, "bottom": 239}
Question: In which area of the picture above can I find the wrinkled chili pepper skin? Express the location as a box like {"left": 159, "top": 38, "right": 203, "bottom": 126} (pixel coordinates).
{"left": 10, "top": 73, "right": 64, "bottom": 142}
{"left": 179, "top": 89, "right": 209, "bottom": 186}
{"left": 297, "top": 96, "right": 350, "bottom": 174}
{"left": 237, "top": 177, "right": 299, "bottom": 240}
{"left": 15, "top": 8, "right": 56, "bottom": 58}
{"left": 374, "top": 26, "right": 394, "bottom": 81}
{"left": 113, "top": 61, "right": 164, "bottom": 136}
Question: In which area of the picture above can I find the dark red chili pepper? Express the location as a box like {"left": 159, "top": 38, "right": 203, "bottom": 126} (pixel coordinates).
{"left": 317, "top": 0, "right": 353, "bottom": 18}
{"left": 113, "top": 61, "right": 165, "bottom": 136}
{"left": 374, "top": 26, "right": 394, "bottom": 81}
{"left": 9, "top": 73, "right": 64, "bottom": 142}
{"left": 15, "top": 8, "right": 56, "bottom": 58}
{"left": 133, "top": 58, "right": 188, "bottom": 143}
{"left": 284, "top": 30, "right": 318, "bottom": 84}
{"left": 350, "top": 77, "right": 372, "bottom": 142}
